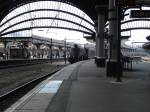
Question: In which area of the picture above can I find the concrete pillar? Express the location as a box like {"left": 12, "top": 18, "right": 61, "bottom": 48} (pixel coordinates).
{"left": 4, "top": 41, "right": 7, "bottom": 48}
{"left": 50, "top": 38, "right": 53, "bottom": 63}
{"left": 95, "top": 25, "right": 98, "bottom": 64}
{"left": 108, "top": 0, "right": 118, "bottom": 60}
{"left": 95, "top": 5, "right": 107, "bottom": 67}
{"left": 36, "top": 44, "right": 41, "bottom": 59}
{"left": 106, "top": 0, "right": 122, "bottom": 79}
{"left": 4, "top": 41, "right": 9, "bottom": 59}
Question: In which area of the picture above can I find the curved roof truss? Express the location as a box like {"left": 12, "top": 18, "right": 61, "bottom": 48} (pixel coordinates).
{"left": 113, "top": 6, "right": 150, "bottom": 37}
{"left": 0, "top": 9, "right": 94, "bottom": 28}
{"left": 0, "top": 17, "right": 94, "bottom": 35}
{"left": 122, "top": 18, "right": 150, "bottom": 31}
{"left": 0, "top": 1, "right": 95, "bottom": 37}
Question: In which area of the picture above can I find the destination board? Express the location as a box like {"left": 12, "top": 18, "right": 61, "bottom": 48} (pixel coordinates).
{"left": 116, "top": 0, "right": 136, "bottom": 6}
{"left": 130, "top": 10, "right": 150, "bottom": 18}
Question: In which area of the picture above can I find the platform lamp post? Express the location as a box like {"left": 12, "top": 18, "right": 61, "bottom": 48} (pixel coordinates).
{"left": 64, "top": 38, "right": 67, "bottom": 64}
{"left": 50, "top": 38, "right": 53, "bottom": 63}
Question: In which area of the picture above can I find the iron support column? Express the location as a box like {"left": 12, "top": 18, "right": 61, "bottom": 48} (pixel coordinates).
{"left": 64, "top": 38, "right": 66, "bottom": 64}
{"left": 36, "top": 44, "right": 41, "bottom": 59}
{"left": 106, "top": 0, "right": 122, "bottom": 80}
{"left": 95, "top": 25, "right": 98, "bottom": 64}
{"left": 95, "top": 5, "right": 107, "bottom": 67}
{"left": 50, "top": 38, "right": 53, "bottom": 63}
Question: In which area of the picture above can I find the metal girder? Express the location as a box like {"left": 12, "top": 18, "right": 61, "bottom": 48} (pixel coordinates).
{"left": 121, "top": 18, "right": 150, "bottom": 31}
{"left": 0, "top": 26, "right": 94, "bottom": 37}
{"left": 121, "top": 27, "right": 150, "bottom": 31}
{"left": 0, "top": 17, "right": 94, "bottom": 35}
{"left": 122, "top": 18, "right": 150, "bottom": 24}
{"left": 0, "top": 0, "right": 106, "bottom": 23}
{"left": 0, "top": 9, "right": 94, "bottom": 27}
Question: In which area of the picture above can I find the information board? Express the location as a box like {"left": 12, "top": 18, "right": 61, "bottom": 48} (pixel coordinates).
{"left": 130, "top": 10, "right": 150, "bottom": 18}
{"left": 116, "top": 0, "right": 136, "bottom": 6}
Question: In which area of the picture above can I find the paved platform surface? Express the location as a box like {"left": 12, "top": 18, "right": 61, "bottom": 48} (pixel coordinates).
{"left": 5, "top": 59, "right": 150, "bottom": 112}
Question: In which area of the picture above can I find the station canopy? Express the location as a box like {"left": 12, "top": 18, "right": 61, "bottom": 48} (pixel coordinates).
{"left": 122, "top": 6, "right": 150, "bottom": 32}
{"left": 112, "top": 6, "right": 150, "bottom": 37}
{"left": 1, "top": 0, "right": 150, "bottom": 42}
{"left": 0, "top": 1, "right": 95, "bottom": 38}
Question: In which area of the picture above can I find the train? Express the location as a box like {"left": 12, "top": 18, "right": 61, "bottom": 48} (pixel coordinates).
{"left": 68, "top": 44, "right": 95, "bottom": 63}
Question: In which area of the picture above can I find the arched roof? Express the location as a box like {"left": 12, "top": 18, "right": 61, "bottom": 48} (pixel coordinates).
{"left": 0, "top": 0, "right": 108, "bottom": 23}
{"left": 0, "top": 1, "right": 95, "bottom": 37}
{"left": 105, "top": 6, "right": 150, "bottom": 37}
{"left": 1, "top": 0, "right": 150, "bottom": 38}
{"left": 122, "top": 7, "right": 150, "bottom": 31}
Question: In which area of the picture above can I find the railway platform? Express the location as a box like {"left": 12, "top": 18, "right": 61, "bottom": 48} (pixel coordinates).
{"left": 5, "top": 59, "right": 150, "bottom": 112}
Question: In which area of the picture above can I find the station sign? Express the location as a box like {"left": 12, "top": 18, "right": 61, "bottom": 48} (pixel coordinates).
{"left": 116, "top": 0, "right": 150, "bottom": 6}
{"left": 116, "top": 0, "right": 136, "bottom": 6}
{"left": 136, "top": 0, "right": 150, "bottom": 4}
{"left": 130, "top": 10, "right": 150, "bottom": 18}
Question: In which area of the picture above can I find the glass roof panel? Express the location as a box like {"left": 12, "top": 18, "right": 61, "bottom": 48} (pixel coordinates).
{"left": 2, "top": 19, "right": 92, "bottom": 35}
{"left": 0, "top": 1, "right": 94, "bottom": 37}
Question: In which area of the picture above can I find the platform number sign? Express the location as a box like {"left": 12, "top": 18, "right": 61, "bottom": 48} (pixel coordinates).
{"left": 116, "top": 0, "right": 136, "bottom": 6}
{"left": 130, "top": 10, "right": 150, "bottom": 18}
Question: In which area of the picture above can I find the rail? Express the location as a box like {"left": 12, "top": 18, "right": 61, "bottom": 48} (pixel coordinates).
{"left": 0, "top": 58, "right": 65, "bottom": 69}
{"left": 0, "top": 67, "right": 60, "bottom": 111}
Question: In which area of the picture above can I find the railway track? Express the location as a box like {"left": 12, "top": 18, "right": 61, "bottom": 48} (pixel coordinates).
{"left": 0, "top": 58, "right": 65, "bottom": 69}
{"left": 0, "top": 67, "right": 61, "bottom": 112}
